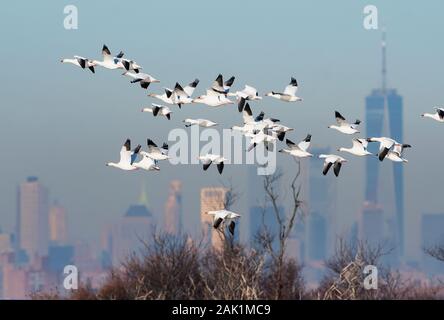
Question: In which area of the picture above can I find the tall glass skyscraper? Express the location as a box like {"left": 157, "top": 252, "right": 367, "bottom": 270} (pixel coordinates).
{"left": 364, "top": 31, "right": 405, "bottom": 257}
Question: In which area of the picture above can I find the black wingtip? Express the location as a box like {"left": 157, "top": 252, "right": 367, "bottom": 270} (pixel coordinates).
{"left": 147, "top": 139, "right": 157, "bottom": 147}
{"left": 304, "top": 134, "right": 312, "bottom": 142}
{"left": 290, "top": 77, "right": 298, "bottom": 86}
{"left": 224, "top": 76, "right": 235, "bottom": 87}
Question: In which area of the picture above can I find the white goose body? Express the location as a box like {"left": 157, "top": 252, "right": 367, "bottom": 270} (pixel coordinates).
{"left": 279, "top": 134, "right": 313, "bottom": 158}
{"left": 265, "top": 77, "right": 302, "bottom": 102}
{"left": 124, "top": 72, "right": 159, "bottom": 89}
{"left": 366, "top": 137, "right": 399, "bottom": 161}
{"left": 133, "top": 154, "right": 160, "bottom": 171}
{"left": 198, "top": 154, "right": 227, "bottom": 174}
{"left": 206, "top": 209, "right": 241, "bottom": 235}
{"left": 338, "top": 139, "right": 372, "bottom": 157}
{"left": 106, "top": 139, "right": 140, "bottom": 171}
{"left": 385, "top": 143, "right": 411, "bottom": 163}
{"left": 183, "top": 118, "right": 218, "bottom": 128}
{"left": 229, "top": 85, "right": 262, "bottom": 111}
{"left": 144, "top": 139, "right": 169, "bottom": 161}
{"left": 61, "top": 56, "right": 95, "bottom": 73}
{"left": 422, "top": 108, "right": 444, "bottom": 123}
{"left": 329, "top": 111, "right": 361, "bottom": 135}
{"left": 193, "top": 90, "right": 234, "bottom": 107}
{"left": 141, "top": 104, "right": 172, "bottom": 120}
{"left": 319, "top": 154, "right": 348, "bottom": 177}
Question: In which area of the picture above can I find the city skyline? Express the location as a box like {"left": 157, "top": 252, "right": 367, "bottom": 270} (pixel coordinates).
{"left": 1, "top": 1, "right": 444, "bottom": 291}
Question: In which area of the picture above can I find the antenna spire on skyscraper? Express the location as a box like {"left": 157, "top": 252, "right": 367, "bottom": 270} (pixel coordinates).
{"left": 381, "top": 27, "right": 387, "bottom": 94}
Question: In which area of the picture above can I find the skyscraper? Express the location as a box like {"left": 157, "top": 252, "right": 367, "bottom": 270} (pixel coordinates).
{"left": 164, "top": 180, "right": 183, "bottom": 235}
{"left": 49, "top": 203, "right": 67, "bottom": 245}
{"left": 200, "top": 187, "right": 227, "bottom": 250}
{"left": 364, "top": 30, "right": 405, "bottom": 257}
{"left": 111, "top": 187, "right": 153, "bottom": 266}
{"left": 308, "top": 147, "right": 336, "bottom": 260}
{"left": 17, "top": 177, "right": 49, "bottom": 259}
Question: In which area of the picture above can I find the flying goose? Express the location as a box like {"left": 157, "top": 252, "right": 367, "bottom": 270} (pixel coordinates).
{"left": 91, "top": 45, "right": 125, "bottom": 70}
{"left": 269, "top": 124, "right": 294, "bottom": 141}
{"left": 141, "top": 104, "right": 172, "bottom": 120}
{"left": 143, "top": 139, "right": 169, "bottom": 161}
{"left": 148, "top": 88, "right": 174, "bottom": 105}
{"left": 61, "top": 56, "right": 95, "bottom": 73}
{"left": 319, "top": 154, "right": 348, "bottom": 177}
{"left": 198, "top": 154, "right": 227, "bottom": 174}
{"left": 119, "top": 58, "right": 142, "bottom": 73}
{"left": 183, "top": 118, "right": 218, "bottom": 128}
{"left": 245, "top": 130, "right": 277, "bottom": 152}
{"left": 265, "top": 77, "right": 302, "bottom": 102}
{"left": 385, "top": 143, "right": 411, "bottom": 163}
{"left": 123, "top": 71, "right": 159, "bottom": 89}
{"left": 171, "top": 82, "right": 194, "bottom": 108}
{"left": 279, "top": 135, "right": 313, "bottom": 158}
{"left": 328, "top": 111, "right": 361, "bottom": 135}
{"left": 421, "top": 108, "right": 444, "bottom": 123}
{"left": 228, "top": 85, "right": 262, "bottom": 112}
{"left": 192, "top": 90, "right": 234, "bottom": 107}
{"left": 106, "top": 139, "right": 140, "bottom": 171}
{"left": 206, "top": 210, "right": 241, "bottom": 235}
{"left": 133, "top": 153, "right": 160, "bottom": 171}
{"left": 211, "top": 74, "right": 235, "bottom": 94}
{"left": 338, "top": 138, "right": 372, "bottom": 157}
{"left": 366, "top": 137, "right": 399, "bottom": 161}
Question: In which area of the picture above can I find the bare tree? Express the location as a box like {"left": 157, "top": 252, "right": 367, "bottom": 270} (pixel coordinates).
{"left": 255, "top": 160, "right": 305, "bottom": 299}
{"left": 425, "top": 243, "right": 444, "bottom": 262}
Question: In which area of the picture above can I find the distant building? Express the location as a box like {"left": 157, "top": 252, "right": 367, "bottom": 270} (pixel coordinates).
{"left": 365, "top": 31, "right": 405, "bottom": 258}
{"left": 200, "top": 187, "right": 228, "bottom": 250}
{"left": 49, "top": 203, "right": 67, "bottom": 245}
{"left": 421, "top": 213, "right": 444, "bottom": 274}
{"left": 360, "top": 202, "right": 385, "bottom": 247}
{"left": 308, "top": 147, "right": 336, "bottom": 260}
{"left": 111, "top": 204, "right": 153, "bottom": 266}
{"left": 164, "top": 180, "right": 183, "bottom": 235}
{"left": 17, "top": 176, "right": 49, "bottom": 259}
{"left": 307, "top": 212, "right": 327, "bottom": 261}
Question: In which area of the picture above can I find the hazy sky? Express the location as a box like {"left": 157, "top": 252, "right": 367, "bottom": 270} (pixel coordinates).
{"left": 0, "top": 0, "right": 443, "bottom": 260}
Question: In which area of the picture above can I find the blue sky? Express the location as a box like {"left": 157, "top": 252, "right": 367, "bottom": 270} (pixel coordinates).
{"left": 0, "top": 0, "right": 443, "bottom": 260}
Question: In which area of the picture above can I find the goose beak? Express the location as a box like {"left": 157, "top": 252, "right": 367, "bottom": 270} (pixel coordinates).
{"left": 421, "top": 114, "right": 425, "bottom": 117}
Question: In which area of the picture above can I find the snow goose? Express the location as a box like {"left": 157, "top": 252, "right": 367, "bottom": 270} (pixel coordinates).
{"left": 123, "top": 71, "right": 159, "bottom": 89}
{"left": 61, "top": 56, "right": 95, "bottom": 73}
{"left": 366, "top": 137, "right": 398, "bottom": 161}
{"left": 91, "top": 45, "right": 124, "bottom": 70}
{"left": 133, "top": 153, "right": 160, "bottom": 171}
{"left": 183, "top": 118, "right": 218, "bottom": 128}
{"left": 269, "top": 124, "right": 294, "bottom": 141}
{"left": 328, "top": 111, "right": 361, "bottom": 135}
{"left": 421, "top": 108, "right": 444, "bottom": 123}
{"left": 192, "top": 90, "right": 234, "bottom": 107}
{"left": 141, "top": 104, "right": 172, "bottom": 120}
{"left": 319, "top": 154, "right": 348, "bottom": 177}
{"left": 198, "top": 154, "right": 227, "bottom": 174}
{"left": 338, "top": 138, "right": 372, "bottom": 157}
{"left": 265, "top": 77, "right": 302, "bottom": 102}
{"left": 106, "top": 139, "right": 140, "bottom": 171}
{"left": 245, "top": 130, "right": 277, "bottom": 152}
{"left": 206, "top": 210, "right": 241, "bottom": 235}
{"left": 148, "top": 88, "right": 174, "bottom": 105}
{"left": 171, "top": 82, "right": 194, "bottom": 108}
{"left": 279, "top": 135, "right": 313, "bottom": 158}
{"left": 385, "top": 143, "right": 411, "bottom": 163}
{"left": 211, "top": 74, "right": 235, "bottom": 94}
{"left": 228, "top": 85, "right": 262, "bottom": 112}
{"left": 143, "top": 139, "right": 169, "bottom": 161}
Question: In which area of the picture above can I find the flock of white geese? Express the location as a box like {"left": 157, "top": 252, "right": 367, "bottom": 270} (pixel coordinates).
{"left": 62, "top": 44, "right": 442, "bottom": 234}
